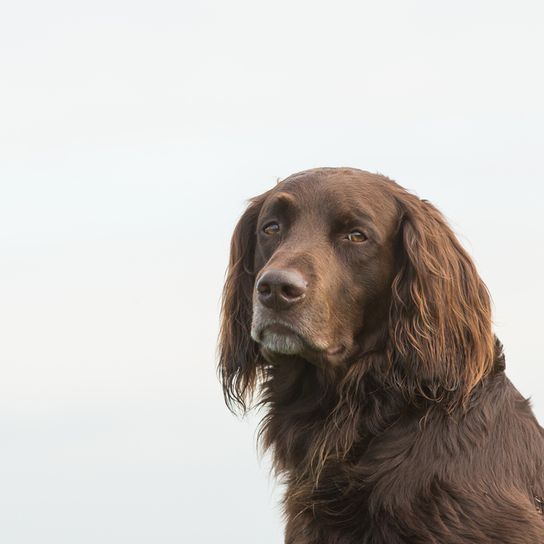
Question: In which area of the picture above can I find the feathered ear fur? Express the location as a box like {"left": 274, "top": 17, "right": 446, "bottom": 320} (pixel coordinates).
{"left": 218, "top": 192, "right": 269, "bottom": 412}
{"left": 388, "top": 193, "right": 495, "bottom": 408}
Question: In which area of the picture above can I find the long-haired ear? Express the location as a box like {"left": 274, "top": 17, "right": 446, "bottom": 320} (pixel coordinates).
{"left": 389, "top": 194, "right": 495, "bottom": 409}
{"left": 218, "top": 192, "right": 269, "bottom": 413}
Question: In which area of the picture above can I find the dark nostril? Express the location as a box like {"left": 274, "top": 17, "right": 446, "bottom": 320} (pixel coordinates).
{"left": 256, "top": 268, "right": 307, "bottom": 309}
{"left": 281, "top": 282, "right": 304, "bottom": 299}
{"left": 257, "top": 282, "right": 271, "bottom": 295}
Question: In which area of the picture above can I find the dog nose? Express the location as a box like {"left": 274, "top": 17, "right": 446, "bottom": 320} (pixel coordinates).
{"left": 256, "top": 269, "right": 307, "bottom": 310}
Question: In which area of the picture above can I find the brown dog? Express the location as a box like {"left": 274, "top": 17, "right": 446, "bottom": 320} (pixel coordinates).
{"left": 219, "top": 167, "right": 544, "bottom": 543}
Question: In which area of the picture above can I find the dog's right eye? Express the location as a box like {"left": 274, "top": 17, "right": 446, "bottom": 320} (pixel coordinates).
{"left": 346, "top": 230, "right": 368, "bottom": 243}
{"left": 262, "top": 222, "right": 280, "bottom": 235}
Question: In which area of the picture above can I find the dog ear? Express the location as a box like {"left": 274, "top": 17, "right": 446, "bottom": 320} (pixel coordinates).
{"left": 388, "top": 195, "right": 495, "bottom": 408}
{"left": 218, "top": 191, "right": 270, "bottom": 412}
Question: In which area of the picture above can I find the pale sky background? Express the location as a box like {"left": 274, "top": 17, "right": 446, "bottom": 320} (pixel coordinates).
{"left": 1, "top": 1, "right": 543, "bottom": 543}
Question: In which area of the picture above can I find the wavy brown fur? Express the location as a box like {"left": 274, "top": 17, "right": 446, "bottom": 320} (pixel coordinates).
{"left": 218, "top": 168, "right": 544, "bottom": 543}
{"left": 387, "top": 188, "right": 495, "bottom": 410}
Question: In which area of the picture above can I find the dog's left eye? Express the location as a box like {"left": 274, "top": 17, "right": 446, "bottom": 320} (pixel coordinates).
{"left": 346, "top": 230, "right": 367, "bottom": 242}
{"left": 263, "top": 222, "right": 280, "bottom": 235}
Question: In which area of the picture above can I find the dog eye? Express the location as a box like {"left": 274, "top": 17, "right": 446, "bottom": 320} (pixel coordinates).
{"left": 346, "top": 230, "right": 367, "bottom": 242}
{"left": 263, "top": 222, "right": 280, "bottom": 235}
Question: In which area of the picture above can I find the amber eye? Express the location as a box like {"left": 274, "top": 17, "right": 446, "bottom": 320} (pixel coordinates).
{"left": 262, "top": 222, "right": 280, "bottom": 235}
{"left": 346, "top": 230, "right": 367, "bottom": 242}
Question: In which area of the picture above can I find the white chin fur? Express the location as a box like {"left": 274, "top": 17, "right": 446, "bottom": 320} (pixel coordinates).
{"left": 259, "top": 330, "right": 305, "bottom": 355}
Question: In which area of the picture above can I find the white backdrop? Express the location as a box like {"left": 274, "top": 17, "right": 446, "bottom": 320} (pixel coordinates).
{"left": 1, "top": 1, "right": 543, "bottom": 542}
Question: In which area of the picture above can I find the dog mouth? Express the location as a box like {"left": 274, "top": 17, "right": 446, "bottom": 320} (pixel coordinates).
{"left": 257, "top": 323, "right": 308, "bottom": 355}
{"left": 259, "top": 323, "right": 306, "bottom": 355}
{"left": 251, "top": 319, "right": 346, "bottom": 362}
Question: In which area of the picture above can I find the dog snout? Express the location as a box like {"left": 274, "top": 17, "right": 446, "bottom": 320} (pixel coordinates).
{"left": 256, "top": 269, "right": 307, "bottom": 311}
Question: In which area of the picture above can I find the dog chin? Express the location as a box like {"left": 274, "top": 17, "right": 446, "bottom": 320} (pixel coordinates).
{"left": 258, "top": 329, "right": 305, "bottom": 355}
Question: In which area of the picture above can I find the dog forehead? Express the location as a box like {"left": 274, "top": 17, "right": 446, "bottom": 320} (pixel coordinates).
{"left": 270, "top": 168, "right": 399, "bottom": 223}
